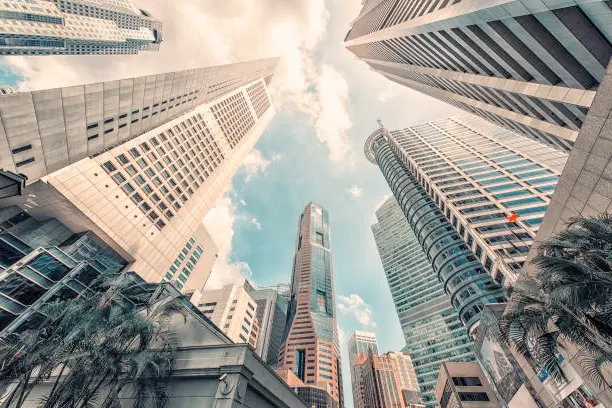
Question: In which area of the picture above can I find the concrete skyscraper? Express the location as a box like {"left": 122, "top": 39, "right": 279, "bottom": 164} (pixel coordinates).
{"left": 278, "top": 202, "right": 343, "bottom": 407}
{"left": 348, "top": 331, "right": 379, "bottom": 408}
{"left": 370, "top": 115, "right": 567, "bottom": 287}
{"left": 1, "top": 58, "right": 278, "bottom": 294}
{"left": 372, "top": 197, "right": 476, "bottom": 406}
{"left": 250, "top": 287, "right": 288, "bottom": 366}
{"left": 346, "top": 0, "right": 612, "bottom": 151}
{"left": 0, "top": 0, "right": 162, "bottom": 56}
{"left": 365, "top": 120, "right": 505, "bottom": 334}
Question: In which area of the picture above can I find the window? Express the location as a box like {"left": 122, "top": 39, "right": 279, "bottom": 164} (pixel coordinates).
{"left": 86, "top": 123, "right": 98, "bottom": 130}
{"left": 295, "top": 349, "right": 306, "bottom": 381}
{"left": 452, "top": 377, "right": 483, "bottom": 386}
{"left": 102, "top": 161, "right": 116, "bottom": 172}
{"left": 315, "top": 232, "right": 324, "bottom": 246}
{"left": 458, "top": 392, "right": 489, "bottom": 402}
{"left": 11, "top": 144, "right": 32, "bottom": 154}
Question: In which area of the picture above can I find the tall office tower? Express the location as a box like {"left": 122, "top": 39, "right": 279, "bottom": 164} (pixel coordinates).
{"left": 196, "top": 282, "right": 259, "bottom": 346}
{"left": 348, "top": 331, "right": 379, "bottom": 408}
{"left": 279, "top": 203, "right": 343, "bottom": 407}
{"left": 1, "top": 59, "right": 278, "bottom": 293}
{"left": 356, "top": 349, "right": 413, "bottom": 408}
{"left": 386, "top": 352, "right": 420, "bottom": 395}
{"left": 0, "top": 0, "right": 162, "bottom": 56}
{"left": 250, "top": 288, "right": 288, "bottom": 365}
{"left": 371, "top": 115, "right": 567, "bottom": 287}
{"left": 372, "top": 197, "right": 476, "bottom": 406}
{"left": 0, "top": 206, "right": 128, "bottom": 335}
{"left": 346, "top": 0, "right": 612, "bottom": 151}
{"left": 435, "top": 362, "right": 501, "bottom": 408}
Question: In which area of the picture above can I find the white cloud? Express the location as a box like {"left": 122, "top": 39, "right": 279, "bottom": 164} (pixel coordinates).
{"left": 346, "top": 185, "right": 363, "bottom": 198}
{"left": 378, "top": 82, "right": 404, "bottom": 102}
{"left": 337, "top": 294, "right": 376, "bottom": 327}
{"left": 2, "top": 0, "right": 354, "bottom": 163}
{"left": 202, "top": 188, "right": 252, "bottom": 290}
{"left": 241, "top": 149, "right": 272, "bottom": 183}
{"left": 249, "top": 217, "right": 262, "bottom": 230}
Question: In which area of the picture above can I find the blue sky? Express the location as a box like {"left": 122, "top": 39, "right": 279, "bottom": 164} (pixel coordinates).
{"left": 0, "top": 0, "right": 460, "bottom": 405}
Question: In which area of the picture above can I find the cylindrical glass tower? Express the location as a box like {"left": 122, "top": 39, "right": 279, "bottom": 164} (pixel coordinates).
{"left": 365, "top": 129, "right": 504, "bottom": 333}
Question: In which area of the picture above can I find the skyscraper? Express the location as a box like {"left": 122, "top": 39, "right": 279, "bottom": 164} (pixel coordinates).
{"left": 346, "top": 0, "right": 612, "bottom": 151}
{"left": 0, "top": 206, "right": 128, "bottom": 335}
{"left": 348, "top": 331, "right": 379, "bottom": 408}
{"left": 279, "top": 202, "right": 343, "bottom": 407}
{"left": 365, "top": 123, "right": 505, "bottom": 333}
{"left": 0, "top": 0, "right": 162, "bottom": 56}
{"left": 372, "top": 197, "right": 476, "bottom": 406}
{"left": 2, "top": 58, "right": 278, "bottom": 293}
{"left": 0, "top": 58, "right": 278, "bottom": 182}
{"left": 356, "top": 349, "right": 419, "bottom": 408}
{"left": 196, "top": 282, "right": 259, "bottom": 346}
{"left": 372, "top": 115, "right": 567, "bottom": 286}
{"left": 250, "top": 287, "right": 288, "bottom": 365}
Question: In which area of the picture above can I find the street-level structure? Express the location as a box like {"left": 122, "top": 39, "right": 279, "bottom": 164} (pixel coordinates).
{"left": 1, "top": 0, "right": 162, "bottom": 56}
{"left": 372, "top": 197, "right": 477, "bottom": 407}
{"left": 2, "top": 58, "right": 278, "bottom": 294}
{"left": 278, "top": 203, "right": 343, "bottom": 407}
{"left": 346, "top": 0, "right": 612, "bottom": 151}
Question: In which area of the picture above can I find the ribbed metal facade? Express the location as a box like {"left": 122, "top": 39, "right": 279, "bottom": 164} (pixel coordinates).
{"left": 346, "top": 0, "right": 612, "bottom": 152}
{"left": 366, "top": 130, "right": 504, "bottom": 332}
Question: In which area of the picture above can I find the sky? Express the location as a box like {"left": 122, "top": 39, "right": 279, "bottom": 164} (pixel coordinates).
{"left": 0, "top": 1, "right": 460, "bottom": 405}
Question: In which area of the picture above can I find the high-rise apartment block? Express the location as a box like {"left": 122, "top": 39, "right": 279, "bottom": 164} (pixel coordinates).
{"left": 435, "top": 362, "right": 500, "bottom": 408}
{"left": 0, "top": 0, "right": 162, "bottom": 56}
{"left": 346, "top": 0, "right": 612, "bottom": 151}
{"left": 356, "top": 349, "right": 420, "bottom": 408}
{"left": 2, "top": 59, "right": 278, "bottom": 293}
{"left": 372, "top": 197, "right": 476, "bottom": 406}
{"left": 0, "top": 206, "right": 127, "bottom": 335}
{"left": 349, "top": 331, "right": 379, "bottom": 408}
{"left": 371, "top": 115, "right": 567, "bottom": 286}
{"left": 279, "top": 203, "right": 343, "bottom": 406}
{"left": 250, "top": 288, "right": 288, "bottom": 365}
{"left": 196, "top": 282, "right": 259, "bottom": 346}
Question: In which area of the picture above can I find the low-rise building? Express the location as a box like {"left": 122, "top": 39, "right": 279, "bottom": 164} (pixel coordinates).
{"left": 435, "top": 362, "right": 500, "bottom": 408}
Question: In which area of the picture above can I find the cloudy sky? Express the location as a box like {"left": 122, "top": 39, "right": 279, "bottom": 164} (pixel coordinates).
{"left": 0, "top": 0, "right": 460, "bottom": 404}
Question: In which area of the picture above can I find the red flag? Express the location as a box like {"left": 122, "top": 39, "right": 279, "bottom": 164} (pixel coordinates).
{"left": 507, "top": 213, "right": 519, "bottom": 222}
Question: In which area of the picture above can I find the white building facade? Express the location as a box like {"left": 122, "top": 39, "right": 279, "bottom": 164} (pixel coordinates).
{"left": 196, "top": 282, "right": 259, "bottom": 346}
{"left": 0, "top": 0, "right": 162, "bottom": 56}
{"left": 3, "top": 59, "right": 278, "bottom": 293}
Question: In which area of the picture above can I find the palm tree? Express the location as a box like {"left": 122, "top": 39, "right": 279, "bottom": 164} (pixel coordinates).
{"left": 502, "top": 214, "right": 612, "bottom": 386}
{"left": 0, "top": 272, "right": 187, "bottom": 408}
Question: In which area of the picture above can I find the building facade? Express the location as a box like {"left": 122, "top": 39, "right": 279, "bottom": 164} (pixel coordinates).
{"left": 278, "top": 203, "right": 343, "bottom": 406}
{"left": 1, "top": 0, "right": 162, "bottom": 56}
{"left": 348, "top": 331, "right": 379, "bottom": 408}
{"left": 356, "top": 349, "right": 412, "bottom": 408}
{"left": 372, "top": 115, "right": 567, "bottom": 286}
{"left": 372, "top": 197, "right": 476, "bottom": 407}
{"left": 435, "top": 362, "right": 500, "bottom": 408}
{"left": 250, "top": 288, "right": 288, "bottom": 365}
{"left": 196, "top": 282, "right": 259, "bottom": 346}
{"left": 2, "top": 59, "right": 278, "bottom": 293}
{"left": 0, "top": 58, "right": 277, "bottom": 183}
{"left": 0, "top": 206, "right": 128, "bottom": 336}
{"left": 386, "top": 352, "right": 420, "bottom": 396}
{"left": 346, "top": 0, "right": 612, "bottom": 151}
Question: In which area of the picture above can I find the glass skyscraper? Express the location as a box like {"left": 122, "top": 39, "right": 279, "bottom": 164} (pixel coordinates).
{"left": 279, "top": 202, "right": 343, "bottom": 407}
{"left": 346, "top": 0, "right": 612, "bottom": 151}
{"left": 365, "top": 122, "right": 505, "bottom": 333}
{"left": 372, "top": 197, "right": 476, "bottom": 407}
{"left": 1, "top": 0, "right": 162, "bottom": 56}
{"left": 371, "top": 115, "right": 567, "bottom": 287}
